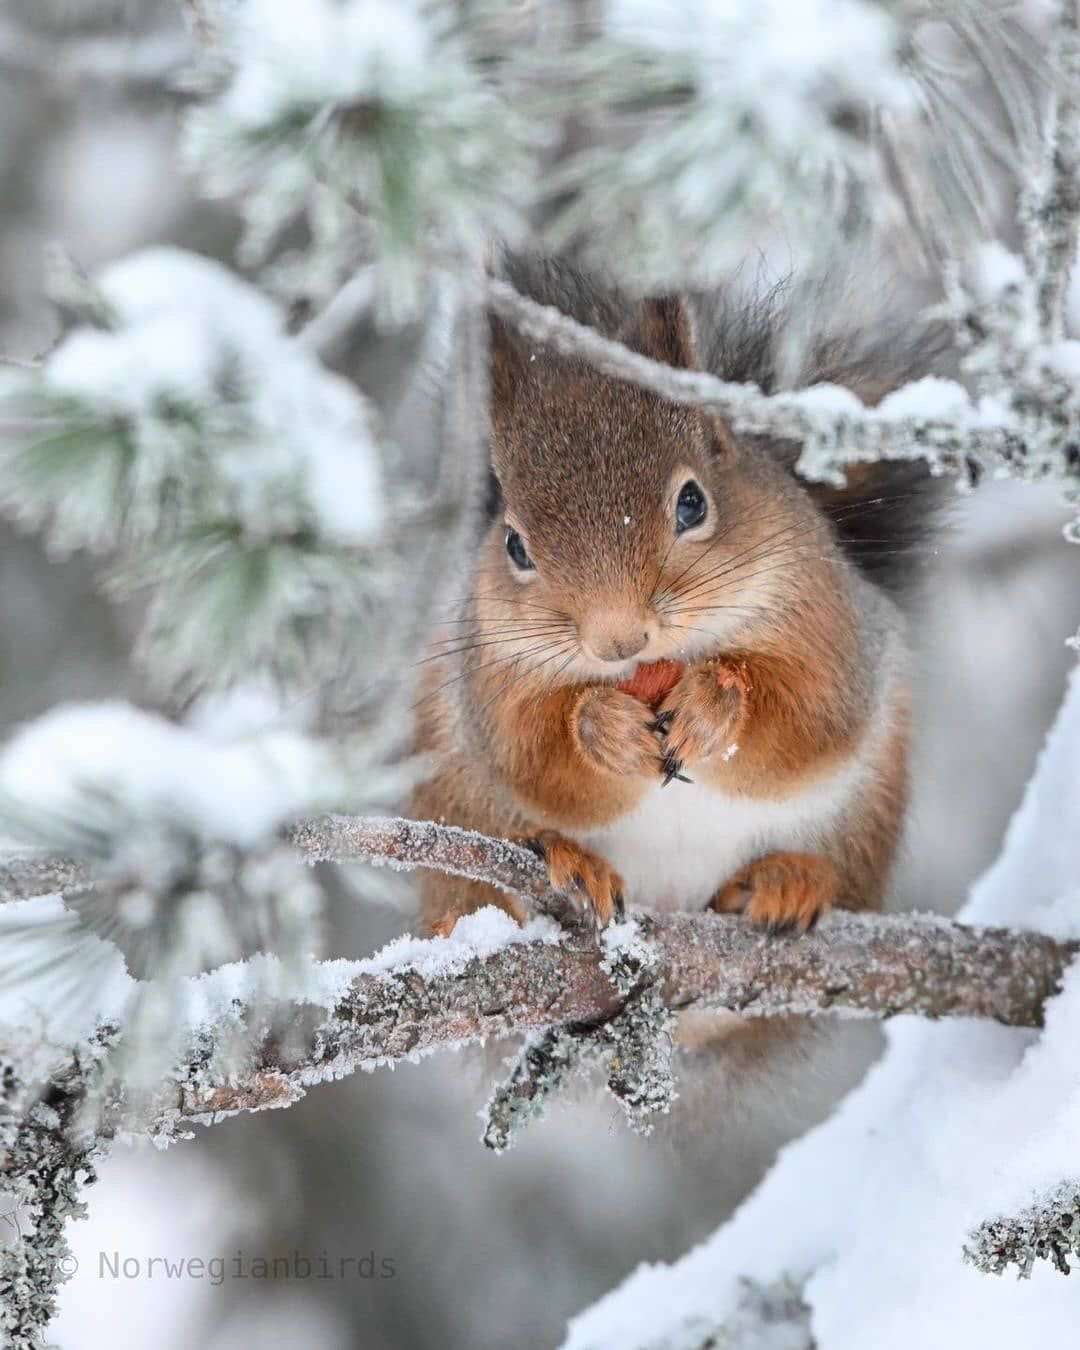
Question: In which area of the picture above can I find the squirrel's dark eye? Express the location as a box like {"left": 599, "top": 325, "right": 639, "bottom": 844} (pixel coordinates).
{"left": 505, "top": 527, "right": 534, "bottom": 571}
{"left": 675, "top": 480, "right": 707, "bottom": 533}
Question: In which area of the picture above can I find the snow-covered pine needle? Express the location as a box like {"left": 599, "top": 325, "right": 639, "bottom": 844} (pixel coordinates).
{"left": 0, "top": 247, "right": 389, "bottom": 697}
{"left": 0, "top": 702, "right": 346, "bottom": 1084}
{"left": 181, "top": 0, "right": 540, "bottom": 321}
{"left": 527, "top": 1, "right": 1039, "bottom": 292}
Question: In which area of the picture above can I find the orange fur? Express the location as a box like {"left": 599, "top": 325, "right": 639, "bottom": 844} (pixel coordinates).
{"left": 528, "top": 830, "right": 625, "bottom": 926}
{"left": 711, "top": 852, "right": 839, "bottom": 931}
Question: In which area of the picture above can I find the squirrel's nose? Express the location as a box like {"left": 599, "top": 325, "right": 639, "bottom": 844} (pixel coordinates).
{"left": 579, "top": 610, "right": 658, "bottom": 665}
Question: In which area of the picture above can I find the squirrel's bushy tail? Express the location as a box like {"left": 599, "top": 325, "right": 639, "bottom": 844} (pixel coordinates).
{"left": 693, "top": 270, "right": 953, "bottom": 600}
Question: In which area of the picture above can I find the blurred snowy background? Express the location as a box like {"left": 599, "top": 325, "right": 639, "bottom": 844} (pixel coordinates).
{"left": 0, "top": 2, "right": 1077, "bottom": 1348}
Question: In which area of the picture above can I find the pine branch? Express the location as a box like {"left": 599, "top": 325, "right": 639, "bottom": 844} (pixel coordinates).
{"left": 1026, "top": 0, "right": 1080, "bottom": 340}
{"left": 1, "top": 903, "right": 1069, "bottom": 1142}
{"left": 0, "top": 814, "right": 579, "bottom": 918}
{"left": 484, "top": 278, "right": 1021, "bottom": 484}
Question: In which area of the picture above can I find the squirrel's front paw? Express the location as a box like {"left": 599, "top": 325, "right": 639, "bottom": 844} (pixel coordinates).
{"left": 524, "top": 831, "right": 624, "bottom": 928}
{"left": 655, "top": 661, "right": 748, "bottom": 784}
{"left": 572, "top": 686, "right": 664, "bottom": 779}
{"left": 710, "top": 851, "right": 837, "bottom": 933}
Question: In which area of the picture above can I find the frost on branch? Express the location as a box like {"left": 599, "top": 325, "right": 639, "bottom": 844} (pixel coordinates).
{"left": 0, "top": 1043, "right": 110, "bottom": 1350}
{"left": 965, "top": 1181, "right": 1080, "bottom": 1278}
{"left": 482, "top": 918, "right": 677, "bottom": 1153}
{"left": 0, "top": 247, "right": 387, "bottom": 695}
{"left": 182, "top": 0, "right": 538, "bottom": 319}
{"left": 1, "top": 897, "right": 1068, "bottom": 1145}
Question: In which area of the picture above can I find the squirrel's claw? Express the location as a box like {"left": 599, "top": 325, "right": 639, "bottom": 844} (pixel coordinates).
{"left": 660, "top": 751, "right": 692, "bottom": 786}
{"left": 648, "top": 710, "right": 676, "bottom": 736}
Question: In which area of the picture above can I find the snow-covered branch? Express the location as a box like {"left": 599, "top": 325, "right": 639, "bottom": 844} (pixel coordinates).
{"left": 6, "top": 809, "right": 1080, "bottom": 1028}
{"left": 0, "top": 813, "right": 569, "bottom": 912}
{"left": 3, "top": 903, "right": 1072, "bottom": 1144}
{"left": 486, "top": 275, "right": 1080, "bottom": 503}
{"left": 1026, "top": 0, "right": 1080, "bottom": 340}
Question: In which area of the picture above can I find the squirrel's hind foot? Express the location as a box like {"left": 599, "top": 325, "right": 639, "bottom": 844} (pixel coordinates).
{"left": 522, "top": 830, "right": 625, "bottom": 929}
{"left": 710, "top": 851, "right": 837, "bottom": 934}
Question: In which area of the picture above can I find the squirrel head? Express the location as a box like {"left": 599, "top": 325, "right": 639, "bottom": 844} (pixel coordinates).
{"left": 477, "top": 294, "right": 837, "bottom": 686}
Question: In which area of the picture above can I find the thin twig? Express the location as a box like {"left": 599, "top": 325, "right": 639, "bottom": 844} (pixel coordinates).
{"left": 1026, "top": 0, "right": 1080, "bottom": 340}
{"left": 484, "top": 278, "right": 1022, "bottom": 482}
{"left": 285, "top": 814, "right": 574, "bottom": 918}
{"left": 0, "top": 815, "right": 577, "bottom": 918}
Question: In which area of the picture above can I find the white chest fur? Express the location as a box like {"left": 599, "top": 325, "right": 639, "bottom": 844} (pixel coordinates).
{"left": 572, "top": 762, "right": 863, "bottom": 913}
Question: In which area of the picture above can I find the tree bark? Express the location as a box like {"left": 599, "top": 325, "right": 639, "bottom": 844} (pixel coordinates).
{"left": 2, "top": 816, "right": 1076, "bottom": 1138}
{"left": 108, "top": 907, "right": 1076, "bottom": 1138}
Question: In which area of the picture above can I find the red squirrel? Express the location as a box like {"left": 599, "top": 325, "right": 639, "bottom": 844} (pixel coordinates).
{"left": 412, "top": 257, "right": 938, "bottom": 941}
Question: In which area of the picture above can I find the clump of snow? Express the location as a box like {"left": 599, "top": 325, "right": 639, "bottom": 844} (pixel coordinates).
{"left": 599, "top": 916, "right": 659, "bottom": 994}
{"left": 609, "top": 0, "right": 911, "bottom": 120}
{"left": 183, "top": 0, "right": 537, "bottom": 318}
{"left": 175, "top": 907, "right": 561, "bottom": 1049}
{"left": 182, "top": 950, "right": 361, "bottom": 1030}
{"left": 46, "top": 249, "right": 278, "bottom": 413}
{"left": 0, "top": 701, "right": 338, "bottom": 852}
{"left": 565, "top": 667, "right": 1080, "bottom": 1349}
{"left": 217, "top": 0, "right": 433, "bottom": 129}
{"left": 30, "top": 247, "right": 383, "bottom": 550}
{"left": 358, "top": 906, "right": 562, "bottom": 982}
{"left": 790, "top": 383, "right": 866, "bottom": 417}
{"left": 1039, "top": 339, "right": 1080, "bottom": 381}
{"left": 971, "top": 240, "right": 1028, "bottom": 302}
{"left": 872, "top": 375, "right": 973, "bottom": 423}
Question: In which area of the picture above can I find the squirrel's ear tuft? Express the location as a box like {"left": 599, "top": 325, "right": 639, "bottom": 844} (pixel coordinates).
{"left": 489, "top": 313, "right": 528, "bottom": 409}
{"left": 625, "top": 295, "right": 700, "bottom": 371}
{"left": 628, "top": 295, "right": 737, "bottom": 457}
